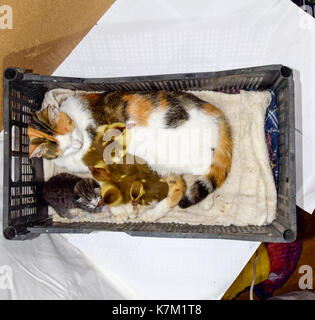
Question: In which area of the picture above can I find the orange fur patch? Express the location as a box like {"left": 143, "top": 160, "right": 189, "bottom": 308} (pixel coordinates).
{"left": 81, "top": 93, "right": 102, "bottom": 105}
{"left": 207, "top": 120, "right": 233, "bottom": 188}
{"left": 27, "top": 127, "right": 56, "bottom": 143}
{"left": 165, "top": 175, "right": 186, "bottom": 208}
{"left": 202, "top": 103, "right": 223, "bottom": 118}
{"left": 158, "top": 91, "right": 169, "bottom": 110}
{"left": 123, "top": 94, "right": 154, "bottom": 126}
{"left": 55, "top": 112, "right": 75, "bottom": 135}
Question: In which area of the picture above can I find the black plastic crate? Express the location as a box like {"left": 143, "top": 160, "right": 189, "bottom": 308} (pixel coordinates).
{"left": 2, "top": 65, "right": 296, "bottom": 242}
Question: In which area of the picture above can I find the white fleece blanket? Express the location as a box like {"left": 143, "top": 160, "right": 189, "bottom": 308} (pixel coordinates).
{"left": 43, "top": 89, "right": 277, "bottom": 226}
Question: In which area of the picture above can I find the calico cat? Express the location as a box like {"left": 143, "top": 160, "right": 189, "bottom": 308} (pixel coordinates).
{"left": 28, "top": 91, "right": 232, "bottom": 216}
{"left": 42, "top": 173, "right": 103, "bottom": 219}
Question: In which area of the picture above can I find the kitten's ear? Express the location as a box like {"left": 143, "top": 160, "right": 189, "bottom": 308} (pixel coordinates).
{"left": 29, "top": 143, "right": 44, "bottom": 158}
{"left": 47, "top": 104, "right": 60, "bottom": 124}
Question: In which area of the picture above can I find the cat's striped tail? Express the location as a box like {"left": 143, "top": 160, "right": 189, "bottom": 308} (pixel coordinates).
{"left": 178, "top": 104, "right": 233, "bottom": 209}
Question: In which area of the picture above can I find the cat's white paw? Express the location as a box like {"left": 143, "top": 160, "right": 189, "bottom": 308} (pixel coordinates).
{"left": 101, "top": 205, "right": 111, "bottom": 213}
{"left": 128, "top": 210, "right": 138, "bottom": 220}
{"left": 113, "top": 212, "right": 128, "bottom": 223}
{"left": 139, "top": 209, "right": 163, "bottom": 222}
{"left": 111, "top": 206, "right": 129, "bottom": 223}
{"left": 139, "top": 199, "right": 169, "bottom": 222}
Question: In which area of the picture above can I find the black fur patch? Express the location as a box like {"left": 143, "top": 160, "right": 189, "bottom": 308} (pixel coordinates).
{"left": 181, "top": 92, "right": 205, "bottom": 108}
{"left": 86, "top": 125, "right": 96, "bottom": 140}
{"left": 178, "top": 180, "right": 210, "bottom": 209}
{"left": 90, "top": 92, "right": 129, "bottom": 125}
{"left": 178, "top": 196, "right": 193, "bottom": 209}
{"left": 210, "top": 176, "right": 217, "bottom": 190}
{"left": 165, "top": 104, "right": 189, "bottom": 128}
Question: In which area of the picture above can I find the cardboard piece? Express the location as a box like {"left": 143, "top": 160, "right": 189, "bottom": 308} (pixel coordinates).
{"left": 0, "top": 0, "right": 115, "bottom": 130}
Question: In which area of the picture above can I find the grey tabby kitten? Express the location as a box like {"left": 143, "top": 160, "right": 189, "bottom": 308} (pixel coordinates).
{"left": 42, "top": 173, "right": 103, "bottom": 219}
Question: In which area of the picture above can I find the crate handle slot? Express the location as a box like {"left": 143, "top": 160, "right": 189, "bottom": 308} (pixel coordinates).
{"left": 4, "top": 67, "right": 18, "bottom": 81}
{"left": 283, "top": 229, "right": 295, "bottom": 242}
{"left": 280, "top": 66, "right": 292, "bottom": 78}
{"left": 3, "top": 226, "right": 17, "bottom": 240}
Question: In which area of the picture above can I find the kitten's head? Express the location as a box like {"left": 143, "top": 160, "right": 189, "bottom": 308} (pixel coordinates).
{"left": 74, "top": 178, "right": 102, "bottom": 209}
{"left": 27, "top": 104, "right": 83, "bottom": 159}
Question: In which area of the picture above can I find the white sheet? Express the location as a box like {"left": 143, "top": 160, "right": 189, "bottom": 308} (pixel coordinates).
{"left": 68, "top": 232, "right": 259, "bottom": 300}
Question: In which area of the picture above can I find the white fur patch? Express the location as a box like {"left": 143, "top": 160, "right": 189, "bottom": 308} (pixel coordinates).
{"left": 52, "top": 96, "right": 95, "bottom": 172}
{"left": 127, "top": 108, "right": 219, "bottom": 175}
{"left": 139, "top": 199, "right": 170, "bottom": 222}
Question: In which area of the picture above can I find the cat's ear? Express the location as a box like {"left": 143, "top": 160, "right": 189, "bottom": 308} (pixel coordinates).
{"left": 29, "top": 143, "right": 44, "bottom": 158}
{"left": 27, "top": 126, "right": 56, "bottom": 142}
{"left": 35, "top": 105, "right": 58, "bottom": 126}
{"left": 27, "top": 126, "right": 43, "bottom": 141}
{"left": 47, "top": 104, "right": 60, "bottom": 124}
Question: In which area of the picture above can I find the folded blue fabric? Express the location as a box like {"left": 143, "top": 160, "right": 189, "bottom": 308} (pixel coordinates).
{"left": 265, "top": 90, "right": 279, "bottom": 189}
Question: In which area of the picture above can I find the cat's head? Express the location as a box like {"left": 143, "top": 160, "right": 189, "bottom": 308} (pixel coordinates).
{"left": 27, "top": 104, "right": 83, "bottom": 159}
{"left": 74, "top": 178, "right": 102, "bottom": 209}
